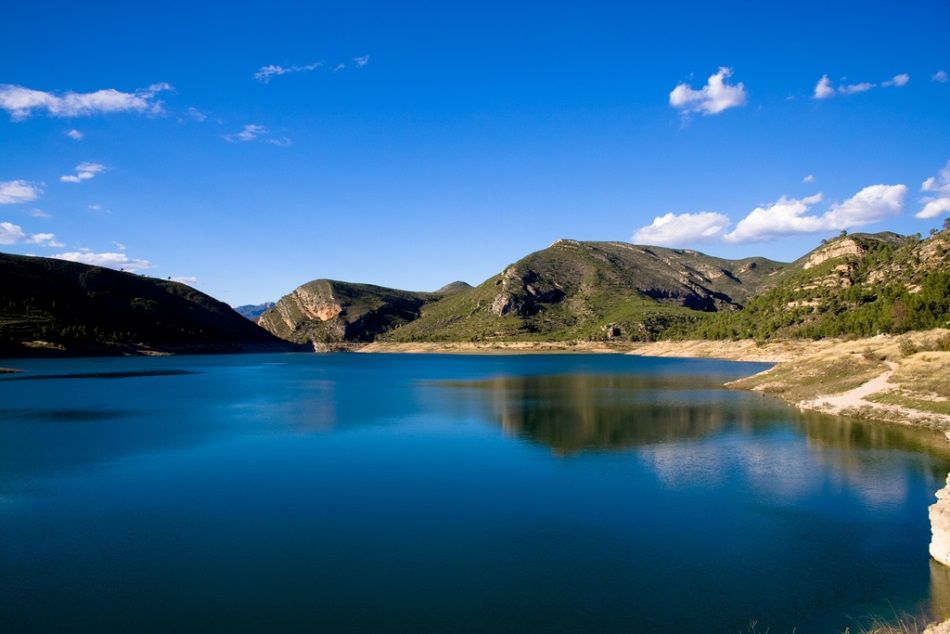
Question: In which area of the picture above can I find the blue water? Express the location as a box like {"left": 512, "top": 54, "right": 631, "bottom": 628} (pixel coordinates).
{"left": 2, "top": 353, "right": 949, "bottom": 633}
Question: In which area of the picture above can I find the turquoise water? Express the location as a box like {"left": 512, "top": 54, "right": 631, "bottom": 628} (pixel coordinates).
{"left": 2, "top": 353, "right": 949, "bottom": 633}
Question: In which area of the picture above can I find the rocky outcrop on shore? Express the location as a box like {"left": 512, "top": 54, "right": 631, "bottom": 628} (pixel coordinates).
{"left": 932, "top": 474, "right": 950, "bottom": 568}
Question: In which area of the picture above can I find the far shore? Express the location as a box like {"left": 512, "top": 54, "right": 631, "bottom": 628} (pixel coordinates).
{"left": 361, "top": 331, "right": 950, "bottom": 432}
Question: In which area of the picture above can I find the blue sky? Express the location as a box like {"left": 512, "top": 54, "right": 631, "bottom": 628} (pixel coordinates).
{"left": 1, "top": 0, "right": 949, "bottom": 305}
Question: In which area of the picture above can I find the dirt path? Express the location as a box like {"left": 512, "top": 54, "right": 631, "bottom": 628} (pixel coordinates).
{"left": 800, "top": 361, "right": 898, "bottom": 413}
{"left": 798, "top": 360, "right": 950, "bottom": 428}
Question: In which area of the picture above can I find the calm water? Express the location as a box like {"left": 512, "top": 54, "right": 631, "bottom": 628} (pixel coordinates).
{"left": 2, "top": 353, "right": 950, "bottom": 633}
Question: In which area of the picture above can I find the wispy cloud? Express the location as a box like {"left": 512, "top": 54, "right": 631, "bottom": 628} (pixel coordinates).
{"left": 882, "top": 73, "right": 910, "bottom": 87}
{"left": 669, "top": 67, "right": 747, "bottom": 116}
{"left": 813, "top": 72, "right": 909, "bottom": 99}
{"left": 65, "top": 128, "right": 83, "bottom": 140}
{"left": 353, "top": 55, "right": 370, "bottom": 68}
{"left": 0, "top": 221, "right": 62, "bottom": 247}
{"left": 53, "top": 250, "right": 152, "bottom": 272}
{"left": 0, "top": 83, "right": 172, "bottom": 120}
{"left": 934, "top": 70, "right": 948, "bottom": 83}
{"left": 332, "top": 63, "right": 346, "bottom": 73}
{"left": 802, "top": 174, "right": 816, "bottom": 184}
{"left": 0, "top": 180, "right": 42, "bottom": 204}
{"left": 916, "top": 160, "right": 950, "bottom": 219}
{"left": 60, "top": 162, "right": 106, "bottom": 184}
{"left": 224, "top": 124, "right": 267, "bottom": 142}
{"left": 28, "top": 209, "right": 51, "bottom": 219}
{"left": 223, "top": 124, "right": 291, "bottom": 147}
{"left": 185, "top": 106, "right": 207, "bottom": 122}
{"left": 255, "top": 62, "right": 323, "bottom": 83}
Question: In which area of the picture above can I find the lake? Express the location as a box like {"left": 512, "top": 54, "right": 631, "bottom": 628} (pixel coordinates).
{"left": 2, "top": 352, "right": 949, "bottom": 633}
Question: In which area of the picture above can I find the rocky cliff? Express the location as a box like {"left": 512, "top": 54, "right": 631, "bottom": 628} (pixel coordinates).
{"left": 257, "top": 279, "right": 454, "bottom": 349}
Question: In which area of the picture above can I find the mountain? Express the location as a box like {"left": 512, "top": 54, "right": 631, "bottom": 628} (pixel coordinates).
{"left": 679, "top": 229, "right": 950, "bottom": 339}
{"left": 0, "top": 252, "right": 293, "bottom": 357}
{"left": 379, "top": 239, "right": 785, "bottom": 342}
{"left": 258, "top": 279, "right": 444, "bottom": 349}
{"left": 233, "top": 302, "right": 275, "bottom": 320}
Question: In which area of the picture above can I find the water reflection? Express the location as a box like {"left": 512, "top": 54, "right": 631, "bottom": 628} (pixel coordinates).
{"left": 431, "top": 372, "right": 950, "bottom": 514}
{"left": 432, "top": 373, "right": 950, "bottom": 459}
{"left": 432, "top": 373, "right": 781, "bottom": 454}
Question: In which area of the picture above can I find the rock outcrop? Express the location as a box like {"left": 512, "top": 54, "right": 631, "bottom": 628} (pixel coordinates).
{"left": 932, "top": 474, "right": 950, "bottom": 567}
{"left": 258, "top": 279, "right": 444, "bottom": 347}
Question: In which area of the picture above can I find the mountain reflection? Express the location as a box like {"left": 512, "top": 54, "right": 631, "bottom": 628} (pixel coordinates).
{"left": 431, "top": 373, "right": 950, "bottom": 472}
{"left": 432, "top": 373, "right": 778, "bottom": 454}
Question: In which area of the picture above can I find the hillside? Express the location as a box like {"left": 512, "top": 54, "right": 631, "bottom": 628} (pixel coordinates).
{"left": 0, "top": 252, "right": 293, "bottom": 357}
{"left": 379, "top": 239, "right": 785, "bottom": 342}
{"left": 257, "top": 279, "right": 469, "bottom": 349}
{"left": 677, "top": 229, "right": 950, "bottom": 340}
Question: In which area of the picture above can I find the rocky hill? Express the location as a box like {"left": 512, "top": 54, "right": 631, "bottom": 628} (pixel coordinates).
{"left": 378, "top": 239, "right": 785, "bottom": 342}
{"left": 0, "top": 252, "right": 294, "bottom": 357}
{"left": 257, "top": 279, "right": 470, "bottom": 349}
{"left": 679, "top": 229, "right": 950, "bottom": 339}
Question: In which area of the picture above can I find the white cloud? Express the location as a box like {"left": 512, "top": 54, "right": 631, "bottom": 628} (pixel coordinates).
{"left": 0, "top": 221, "right": 26, "bottom": 244}
{"left": 916, "top": 160, "right": 950, "bottom": 219}
{"left": 813, "top": 75, "right": 835, "bottom": 99}
{"left": 725, "top": 194, "right": 826, "bottom": 243}
{"left": 266, "top": 136, "right": 292, "bottom": 147}
{"left": 60, "top": 162, "right": 105, "bottom": 184}
{"left": 838, "top": 81, "right": 874, "bottom": 95}
{"left": 0, "top": 221, "right": 62, "bottom": 247}
{"left": 113, "top": 241, "right": 126, "bottom": 251}
{"left": 882, "top": 73, "right": 909, "bottom": 88}
{"left": 332, "top": 63, "right": 346, "bottom": 73}
{"left": 632, "top": 211, "right": 730, "bottom": 246}
{"left": 25, "top": 232, "right": 64, "bottom": 247}
{"left": 170, "top": 276, "right": 199, "bottom": 285}
{"left": 822, "top": 184, "right": 906, "bottom": 227}
{"left": 65, "top": 128, "right": 83, "bottom": 140}
{"left": 813, "top": 72, "right": 909, "bottom": 99}
{"left": 669, "top": 67, "right": 747, "bottom": 115}
{"left": 224, "top": 124, "right": 267, "bottom": 142}
{"left": 802, "top": 174, "right": 816, "bottom": 183}
{"left": 0, "top": 83, "right": 172, "bottom": 120}
{"left": 52, "top": 251, "right": 152, "bottom": 272}
{"left": 28, "top": 209, "right": 51, "bottom": 218}
{"left": 255, "top": 62, "right": 323, "bottom": 83}
{"left": 934, "top": 70, "right": 948, "bottom": 83}
{"left": 0, "top": 180, "right": 41, "bottom": 204}
{"left": 353, "top": 55, "right": 370, "bottom": 68}
{"left": 725, "top": 186, "right": 905, "bottom": 243}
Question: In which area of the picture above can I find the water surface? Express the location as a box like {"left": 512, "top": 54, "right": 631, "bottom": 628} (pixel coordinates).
{"left": 1, "top": 353, "right": 948, "bottom": 633}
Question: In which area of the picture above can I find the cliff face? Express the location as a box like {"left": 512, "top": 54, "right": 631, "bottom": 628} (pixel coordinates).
{"left": 0, "top": 252, "right": 292, "bottom": 357}
{"left": 257, "top": 279, "right": 441, "bottom": 348}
